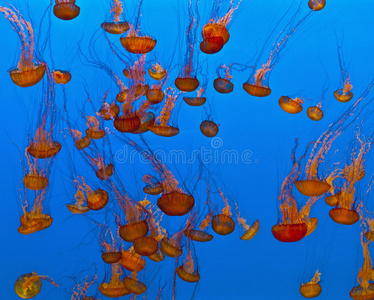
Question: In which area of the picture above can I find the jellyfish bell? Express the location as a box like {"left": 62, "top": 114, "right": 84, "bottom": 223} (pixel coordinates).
{"left": 148, "top": 124, "right": 180, "bottom": 137}
{"left": 176, "top": 265, "right": 200, "bottom": 283}
{"left": 53, "top": 0, "right": 80, "bottom": 20}
{"left": 133, "top": 236, "right": 159, "bottom": 256}
{"left": 175, "top": 76, "right": 200, "bottom": 92}
{"left": 99, "top": 103, "right": 120, "bottom": 121}
{"left": 113, "top": 115, "right": 141, "bottom": 133}
{"left": 278, "top": 96, "right": 303, "bottom": 114}
{"left": 185, "top": 229, "right": 213, "bottom": 242}
{"left": 120, "top": 250, "right": 145, "bottom": 272}
{"left": 27, "top": 128, "right": 62, "bottom": 159}
{"left": 212, "top": 214, "right": 235, "bottom": 235}
{"left": 143, "top": 183, "right": 163, "bottom": 195}
{"left": 294, "top": 180, "right": 331, "bottom": 197}
{"left": 305, "top": 218, "right": 318, "bottom": 237}
{"left": 148, "top": 64, "right": 167, "bottom": 80}
{"left": 243, "top": 82, "right": 272, "bottom": 97}
{"left": 9, "top": 63, "right": 46, "bottom": 88}
{"left": 272, "top": 223, "right": 307, "bottom": 242}
{"left": 329, "top": 207, "right": 359, "bottom": 225}
{"left": 200, "top": 36, "right": 224, "bottom": 54}
{"left": 300, "top": 282, "right": 322, "bottom": 298}
{"left": 75, "top": 136, "right": 91, "bottom": 150}
{"left": 86, "top": 189, "right": 109, "bottom": 210}
{"left": 148, "top": 248, "right": 165, "bottom": 262}
{"left": 350, "top": 284, "right": 374, "bottom": 300}
{"left": 308, "top": 0, "right": 326, "bottom": 11}
{"left": 101, "top": 21, "right": 130, "bottom": 34}
{"left": 119, "top": 219, "right": 149, "bottom": 242}
{"left": 18, "top": 212, "right": 53, "bottom": 235}
{"left": 240, "top": 219, "right": 259, "bottom": 241}
{"left": 200, "top": 120, "right": 219, "bottom": 138}
{"left": 325, "top": 191, "right": 340, "bottom": 207}
{"left": 307, "top": 106, "right": 324, "bottom": 121}
{"left": 183, "top": 96, "right": 206, "bottom": 106}
{"left": 95, "top": 163, "right": 114, "bottom": 180}
{"left": 160, "top": 237, "right": 182, "bottom": 257}
{"left": 146, "top": 89, "right": 165, "bottom": 104}
{"left": 213, "top": 77, "right": 234, "bottom": 94}
{"left": 202, "top": 23, "right": 230, "bottom": 45}
{"left": 132, "top": 112, "right": 155, "bottom": 134}
{"left": 123, "top": 277, "right": 147, "bottom": 295}
{"left": 23, "top": 174, "right": 48, "bottom": 191}
{"left": 15, "top": 273, "right": 42, "bottom": 299}
{"left": 52, "top": 70, "right": 71, "bottom": 84}
{"left": 157, "top": 191, "right": 195, "bottom": 216}
{"left": 334, "top": 89, "right": 353, "bottom": 103}
{"left": 102, "top": 252, "right": 122, "bottom": 264}
{"left": 120, "top": 34, "right": 157, "bottom": 54}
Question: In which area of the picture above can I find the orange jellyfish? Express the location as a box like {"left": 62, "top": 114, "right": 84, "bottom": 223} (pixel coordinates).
{"left": 350, "top": 232, "right": 374, "bottom": 300}
{"left": 334, "top": 42, "right": 353, "bottom": 103}
{"left": 120, "top": 1, "right": 156, "bottom": 54}
{"left": 200, "top": 0, "right": 241, "bottom": 54}
{"left": 146, "top": 68, "right": 167, "bottom": 104}
{"left": 115, "top": 189, "right": 149, "bottom": 243}
{"left": 132, "top": 99, "right": 155, "bottom": 134}
{"left": 148, "top": 62, "right": 167, "bottom": 81}
{"left": 69, "top": 129, "right": 91, "bottom": 151}
{"left": 66, "top": 177, "right": 90, "bottom": 214}
{"left": 100, "top": 225, "right": 122, "bottom": 264}
{"left": 120, "top": 247, "right": 145, "bottom": 272}
{"left": 99, "top": 263, "right": 130, "bottom": 298}
{"left": 85, "top": 116, "right": 106, "bottom": 140}
{"left": 15, "top": 272, "right": 58, "bottom": 299}
{"left": 175, "top": 0, "right": 199, "bottom": 92}
{"left": 243, "top": 8, "right": 311, "bottom": 97}
{"left": 27, "top": 127, "right": 61, "bottom": 159}
{"left": 200, "top": 120, "right": 219, "bottom": 137}
{"left": 85, "top": 152, "right": 114, "bottom": 181}
{"left": 142, "top": 175, "right": 163, "bottom": 195}
{"left": 278, "top": 96, "right": 304, "bottom": 114}
{"left": 300, "top": 270, "right": 322, "bottom": 298}
{"left": 235, "top": 204, "right": 259, "bottom": 240}
{"left": 133, "top": 200, "right": 163, "bottom": 257}
{"left": 123, "top": 272, "right": 147, "bottom": 295}
{"left": 73, "top": 178, "right": 108, "bottom": 211}
{"left": 330, "top": 135, "right": 372, "bottom": 225}
{"left": 18, "top": 189, "right": 53, "bottom": 235}
{"left": 213, "top": 63, "right": 249, "bottom": 93}
{"left": 308, "top": 0, "right": 326, "bottom": 11}
{"left": 307, "top": 105, "right": 323, "bottom": 121}
{"left": 23, "top": 152, "right": 49, "bottom": 191}
{"left": 53, "top": 0, "right": 80, "bottom": 20}
{"left": 0, "top": 5, "right": 46, "bottom": 87}
{"left": 273, "top": 141, "right": 320, "bottom": 242}
{"left": 52, "top": 70, "right": 71, "bottom": 84}
{"left": 101, "top": 0, "right": 129, "bottom": 34}
{"left": 211, "top": 188, "right": 236, "bottom": 235}
{"left": 160, "top": 229, "right": 185, "bottom": 258}
{"left": 98, "top": 91, "right": 120, "bottom": 121}
{"left": 183, "top": 87, "right": 207, "bottom": 107}
{"left": 176, "top": 241, "right": 200, "bottom": 283}
{"left": 148, "top": 88, "right": 181, "bottom": 137}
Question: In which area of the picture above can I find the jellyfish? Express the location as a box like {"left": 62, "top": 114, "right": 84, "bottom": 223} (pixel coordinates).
{"left": 308, "top": 0, "right": 326, "bottom": 11}
{"left": 100, "top": 225, "right": 122, "bottom": 264}
{"left": 334, "top": 41, "right": 353, "bottom": 103}
{"left": 99, "top": 263, "right": 130, "bottom": 298}
{"left": 148, "top": 88, "right": 181, "bottom": 137}
{"left": 243, "top": 7, "right": 311, "bottom": 97}
{"left": 23, "top": 151, "right": 49, "bottom": 191}
{"left": 235, "top": 204, "right": 259, "bottom": 241}
{"left": 98, "top": 91, "right": 120, "bottom": 121}
{"left": 85, "top": 153, "right": 114, "bottom": 181}
{"left": 176, "top": 241, "right": 200, "bottom": 283}
{"left": 211, "top": 188, "right": 236, "bottom": 235}
{"left": 278, "top": 96, "right": 304, "bottom": 114}
{"left": 120, "top": 1, "right": 156, "bottom": 54}
{"left": 120, "top": 247, "right": 145, "bottom": 272}
{"left": 73, "top": 177, "right": 108, "bottom": 211}
{"left": 300, "top": 270, "right": 322, "bottom": 298}
{"left": 15, "top": 272, "right": 58, "bottom": 299}
{"left": 175, "top": 0, "right": 200, "bottom": 92}
{"left": 66, "top": 177, "right": 90, "bottom": 214}
{"left": 18, "top": 189, "right": 53, "bottom": 235}
{"left": 330, "top": 134, "right": 372, "bottom": 225}
{"left": 160, "top": 228, "right": 185, "bottom": 258}
{"left": 214, "top": 64, "right": 237, "bottom": 93}
{"left": 142, "top": 174, "right": 163, "bottom": 195}
{"left": 52, "top": 70, "right": 71, "bottom": 84}
{"left": 350, "top": 232, "right": 374, "bottom": 300}
{"left": 200, "top": 0, "right": 242, "bottom": 54}
{"left": 307, "top": 105, "right": 324, "bottom": 121}
{"left": 0, "top": 5, "right": 46, "bottom": 87}
{"left": 273, "top": 141, "right": 321, "bottom": 242}
{"left": 101, "top": 0, "right": 129, "bottom": 34}
{"left": 123, "top": 272, "right": 147, "bottom": 295}
{"left": 85, "top": 116, "right": 106, "bottom": 140}
{"left": 53, "top": 0, "right": 80, "bottom": 20}
{"left": 27, "top": 127, "right": 61, "bottom": 159}
{"left": 148, "top": 62, "right": 167, "bottom": 81}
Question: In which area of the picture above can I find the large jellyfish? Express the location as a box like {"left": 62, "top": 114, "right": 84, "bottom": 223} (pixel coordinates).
{"left": 14, "top": 272, "right": 58, "bottom": 299}
{"left": 53, "top": 0, "right": 80, "bottom": 20}
{"left": 101, "top": 0, "right": 129, "bottom": 34}
{"left": 0, "top": 5, "right": 46, "bottom": 87}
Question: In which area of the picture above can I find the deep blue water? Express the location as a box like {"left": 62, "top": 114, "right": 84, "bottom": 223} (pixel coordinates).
{"left": 1, "top": 0, "right": 374, "bottom": 299}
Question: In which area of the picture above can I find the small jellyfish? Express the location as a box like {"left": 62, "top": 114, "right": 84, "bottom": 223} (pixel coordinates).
{"left": 176, "top": 243, "right": 200, "bottom": 283}
{"left": 279, "top": 96, "right": 304, "bottom": 114}
{"left": 307, "top": 106, "right": 323, "bottom": 121}
{"left": 100, "top": 225, "right": 122, "bottom": 264}
{"left": 66, "top": 177, "right": 90, "bottom": 214}
{"left": 184, "top": 88, "right": 207, "bottom": 106}
{"left": 53, "top": 0, "right": 80, "bottom": 20}
{"left": 123, "top": 272, "right": 147, "bottom": 295}
{"left": 212, "top": 188, "right": 236, "bottom": 235}
{"left": 15, "top": 272, "right": 58, "bottom": 299}
{"left": 300, "top": 270, "right": 322, "bottom": 298}
{"left": 52, "top": 70, "right": 71, "bottom": 84}
{"left": 99, "top": 263, "right": 130, "bottom": 298}
{"left": 200, "top": 120, "right": 219, "bottom": 137}
{"left": 308, "top": 0, "right": 326, "bottom": 11}
{"left": 101, "top": 0, "right": 129, "bottom": 34}
{"left": 27, "top": 127, "right": 62, "bottom": 159}
{"left": 85, "top": 116, "right": 106, "bottom": 139}
{"left": 334, "top": 40, "right": 353, "bottom": 102}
